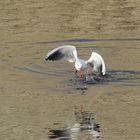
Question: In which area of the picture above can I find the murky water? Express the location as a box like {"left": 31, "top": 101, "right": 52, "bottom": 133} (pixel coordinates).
{"left": 0, "top": 0, "right": 140, "bottom": 140}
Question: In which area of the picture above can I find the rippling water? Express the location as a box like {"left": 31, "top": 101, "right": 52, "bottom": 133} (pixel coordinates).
{"left": 0, "top": 0, "right": 140, "bottom": 140}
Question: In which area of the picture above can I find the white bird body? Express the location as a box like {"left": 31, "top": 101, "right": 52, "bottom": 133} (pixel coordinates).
{"left": 75, "top": 58, "right": 87, "bottom": 71}
{"left": 45, "top": 45, "right": 106, "bottom": 76}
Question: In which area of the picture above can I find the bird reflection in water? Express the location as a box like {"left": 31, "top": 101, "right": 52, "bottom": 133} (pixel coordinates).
{"left": 48, "top": 106, "right": 101, "bottom": 140}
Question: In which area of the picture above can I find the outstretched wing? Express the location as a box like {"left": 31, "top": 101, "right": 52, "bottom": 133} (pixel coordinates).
{"left": 45, "top": 45, "right": 77, "bottom": 63}
{"left": 87, "top": 52, "right": 106, "bottom": 75}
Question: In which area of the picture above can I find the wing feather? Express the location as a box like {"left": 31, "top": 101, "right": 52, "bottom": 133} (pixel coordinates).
{"left": 88, "top": 52, "right": 106, "bottom": 75}
{"left": 45, "top": 45, "right": 77, "bottom": 63}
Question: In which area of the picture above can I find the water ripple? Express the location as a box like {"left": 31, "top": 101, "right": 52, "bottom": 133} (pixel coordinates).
{"left": 31, "top": 38, "right": 140, "bottom": 45}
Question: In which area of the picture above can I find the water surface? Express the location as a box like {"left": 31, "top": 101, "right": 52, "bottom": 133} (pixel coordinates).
{"left": 0, "top": 0, "right": 140, "bottom": 140}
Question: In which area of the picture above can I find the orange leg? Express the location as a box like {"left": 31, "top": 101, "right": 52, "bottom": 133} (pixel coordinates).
{"left": 75, "top": 69, "right": 84, "bottom": 78}
{"left": 79, "top": 69, "right": 84, "bottom": 78}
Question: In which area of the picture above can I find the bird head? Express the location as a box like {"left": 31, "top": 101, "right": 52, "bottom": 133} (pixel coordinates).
{"left": 75, "top": 61, "right": 82, "bottom": 71}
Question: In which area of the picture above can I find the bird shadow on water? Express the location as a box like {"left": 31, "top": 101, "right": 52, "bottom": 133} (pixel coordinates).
{"left": 68, "top": 70, "right": 140, "bottom": 93}
{"left": 48, "top": 107, "right": 101, "bottom": 140}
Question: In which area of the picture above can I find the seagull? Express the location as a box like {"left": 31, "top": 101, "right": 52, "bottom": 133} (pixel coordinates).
{"left": 45, "top": 45, "right": 106, "bottom": 77}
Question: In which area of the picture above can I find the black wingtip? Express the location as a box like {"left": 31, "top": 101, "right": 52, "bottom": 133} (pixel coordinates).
{"left": 45, "top": 57, "right": 49, "bottom": 61}
{"left": 45, "top": 50, "right": 64, "bottom": 61}
{"left": 45, "top": 57, "right": 55, "bottom": 61}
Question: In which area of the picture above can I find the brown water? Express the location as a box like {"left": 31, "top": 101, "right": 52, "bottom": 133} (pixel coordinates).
{"left": 0, "top": 0, "right": 140, "bottom": 140}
